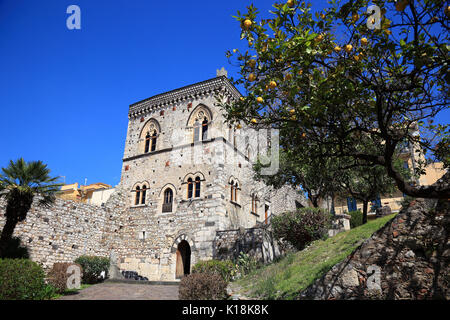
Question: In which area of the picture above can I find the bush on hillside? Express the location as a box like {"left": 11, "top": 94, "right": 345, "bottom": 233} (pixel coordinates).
{"left": 0, "top": 258, "right": 55, "bottom": 300}
{"left": 192, "top": 259, "right": 235, "bottom": 282}
{"left": 271, "top": 207, "right": 332, "bottom": 251}
{"left": 74, "top": 256, "right": 109, "bottom": 284}
{"left": 179, "top": 273, "right": 228, "bottom": 300}
{"left": 348, "top": 210, "right": 363, "bottom": 228}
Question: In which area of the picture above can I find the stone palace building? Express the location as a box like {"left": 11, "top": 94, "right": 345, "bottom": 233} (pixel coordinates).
{"left": 0, "top": 71, "right": 306, "bottom": 281}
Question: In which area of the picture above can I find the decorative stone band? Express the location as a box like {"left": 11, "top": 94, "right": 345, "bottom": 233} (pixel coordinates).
{"left": 128, "top": 76, "right": 241, "bottom": 118}
{"left": 170, "top": 234, "right": 195, "bottom": 253}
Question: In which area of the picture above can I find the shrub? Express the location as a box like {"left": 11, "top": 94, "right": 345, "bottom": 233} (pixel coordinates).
{"left": 0, "top": 236, "right": 29, "bottom": 259}
{"left": 0, "top": 258, "right": 55, "bottom": 300}
{"left": 192, "top": 259, "right": 234, "bottom": 282}
{"left": 179, "top": 273, "right": 228, "bottom": 300}
{"left": 271, "top": 207, "right": 332, "bottom": 251}
{"left": 348, "top": 210, "right": 363, "bottom": 228}
{"left": 47, "top": 262, "right": 83, "bottom": 293}
{"left": 235, "top": 252, "right": 260, "bottom": 277}
{"left": 74, "top": 256, "right": 109, "bottom": 284}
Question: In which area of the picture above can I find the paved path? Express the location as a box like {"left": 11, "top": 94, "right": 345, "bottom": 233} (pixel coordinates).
{"left": 58, "top": 282, "right": 179, "bottom": 300}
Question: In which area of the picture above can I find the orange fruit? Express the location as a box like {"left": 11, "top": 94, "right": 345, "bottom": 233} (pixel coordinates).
{"left": 360, "top": 38, "right": 368, "bottom": 46}
{"left": 334, "top": 45, "right": 341, "bottom": 52}
{"left": 256, "top": 97, "right": 264, "bottom": 103}
{"left": 287, "top": 0, "right": 294, "bottom": 8}
{"left": 345, "top": 44, "right": 353, "bottom": 52}
{"left": 243, "top": 19, "right": 252, "bottom": 29}
{"left": 248, "top": 59, "right": 257, "bottom": 68}
{"left": 248, "top": 73, "right": 256, "bottom": 81}
{"left": 269, "top": 81, "right": 277, "bottom": 89}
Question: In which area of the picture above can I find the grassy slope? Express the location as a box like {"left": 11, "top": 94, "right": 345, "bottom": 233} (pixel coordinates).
{"left": 234, "top": 214, "right": 397, "bottom": 300}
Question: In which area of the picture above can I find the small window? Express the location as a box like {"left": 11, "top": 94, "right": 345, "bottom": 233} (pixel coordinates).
{"left": 195, "top": 177, "right": 201, "bottom": 198}
{"left": 230, "top": 180, "right": 235, "bottom": 201}
{"left": 193, "top": 120, "right": 200, "bottom": 142}
{"left": 163, "top": 188, "right": 173, "bottom": 212}
{"left": 144, "top": 133, "right": 151, "bottom": 153}
{"left": 202, "top": 117, "right": 208, "bottom": 140}
{"left": 151, "top": 130, "right": 157, "bottom": 152}
{"left": 135, "top": 186, "right": 141, "bottom": 205}
{"left": 141, "top": 186, "right": 147, "bottom": 205}
{"left": 251, "top": 194, "right": 258, "bottom": 214}
{"left": 187, "top": 178, "right": 193, "bottom": 199}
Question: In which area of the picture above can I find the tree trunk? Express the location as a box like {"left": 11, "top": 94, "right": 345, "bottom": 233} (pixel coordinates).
{"left": 362, "top": 200, "right": 368, "bottom": 225}
{"left": 0, "top": 217, "right": 18, "bottom": 258}
{"left": 310, "top": 196, "right": 319, "bottom": 208}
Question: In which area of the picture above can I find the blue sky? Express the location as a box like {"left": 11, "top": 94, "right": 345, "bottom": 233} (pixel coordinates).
{"left": 0, "top": 1, "right": 448, "bottom": 187}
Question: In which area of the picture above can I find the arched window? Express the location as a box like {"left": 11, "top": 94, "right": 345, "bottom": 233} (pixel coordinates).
{"left": 135, "top": 186, "right": 141, "bottom": 205}
{"left": 144, "top": 132, "right": 151, "bottom": 153}
{"left": 151, "top": 130, "right": 157, "bottom": 152}
{"left": 141, "top": 186, "right": 147, "bottom": 205}
{"left": 187, "top": 178, "right": 193, "bottom": 199}
{"left": 234, "top": 182, "right": 239, "bottom": 203}
{"left": 188, "top": 106, "right": 212, "bottom": 143}
{"left": 140, "top": 119, "right": 160, "bottom": 154}
{"left": 163, "top": 188, "right": 173, "bottom": 212}
{"left": 195, "top": 177, "right": 201, "bottom": 198}
{"left": 201, "top": 117, "right": 208, "bottom": 140}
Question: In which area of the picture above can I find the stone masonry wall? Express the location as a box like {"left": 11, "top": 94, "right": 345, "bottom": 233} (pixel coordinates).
{"left": 299, "top": 174, "right": 449, "bottom": 299}
{"left": 213, "top": 226, "right": 281, "bottom": 263}
{"left": 0, "top": 188, "right": 127, "bottom": 270}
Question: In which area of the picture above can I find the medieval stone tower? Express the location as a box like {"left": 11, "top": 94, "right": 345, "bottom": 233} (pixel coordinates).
{"left": 115, "top": 72, "right": 306, "bottom": 281}
{"left": 0, "top": 72, "right": 306, "bottom": 282}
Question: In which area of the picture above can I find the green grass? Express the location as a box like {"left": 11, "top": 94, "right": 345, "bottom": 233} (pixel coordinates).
{"left": 51, "top": 284, "right": 92, "bottom": 299}
{"left": 234, "top": 213, "right": 397, "bottom": 300}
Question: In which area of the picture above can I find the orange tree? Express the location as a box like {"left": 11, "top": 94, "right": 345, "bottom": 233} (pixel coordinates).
{"left": 219, "top": 0, "right": 449, "bottom": 199}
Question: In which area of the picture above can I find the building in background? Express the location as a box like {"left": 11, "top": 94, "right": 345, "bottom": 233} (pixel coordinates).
{"left": 58, "top": 182, "right": 112, "bottom": 204}
{"left": 332, "top": 132, "right": 447, "bottom": 215}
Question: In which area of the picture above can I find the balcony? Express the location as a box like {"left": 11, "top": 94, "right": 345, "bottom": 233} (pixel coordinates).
{"left": 162, "top": 203, "right": 173, "bottom": 213}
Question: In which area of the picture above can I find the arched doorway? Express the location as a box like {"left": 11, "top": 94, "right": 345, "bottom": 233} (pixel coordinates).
{"left": 176, "top": 240, "right": 191, "bottom": 279}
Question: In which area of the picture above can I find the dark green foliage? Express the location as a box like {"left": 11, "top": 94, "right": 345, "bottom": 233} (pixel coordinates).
{"left": 192, "top": 259, "right": 234, "bottom": 282}
{"left": 0, "top": 258, "right": 55, "bottom": 300}
{"left": 179, "top": 273, "right": 228, "bottom": 300}
{"left": 0, "top": 236, "right": 29, "bottom": 259}
{"left": 271, "top": 207, "right": 332, "bottom": 251}
{"left": 47, "top": 262, "right": 83, "bottom": 293}
{"left": 0, "top": 158, "right": 61, "bottom": 257}
{"left": 74, "top": 256, "right": 109, "bottom": 284}
{"left": 235, "top": 252, "right": 260, "bottom": 277}
{"left": 348, "top": 210, "right": 363, "bottom": 228}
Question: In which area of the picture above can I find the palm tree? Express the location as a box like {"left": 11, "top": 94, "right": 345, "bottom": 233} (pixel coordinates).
{"left": 0, "top": 158, "right": 62, "bottom": 257}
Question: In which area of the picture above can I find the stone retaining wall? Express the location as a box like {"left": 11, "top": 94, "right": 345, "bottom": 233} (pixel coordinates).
{"left": 299, "top": 188, "right": 449, "bottom": 299}
{"left": 213, "top": 226, "right": 280, "bottom": 263}
{"left": 0, "top": 189, "right": 125, "bottom": 269}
